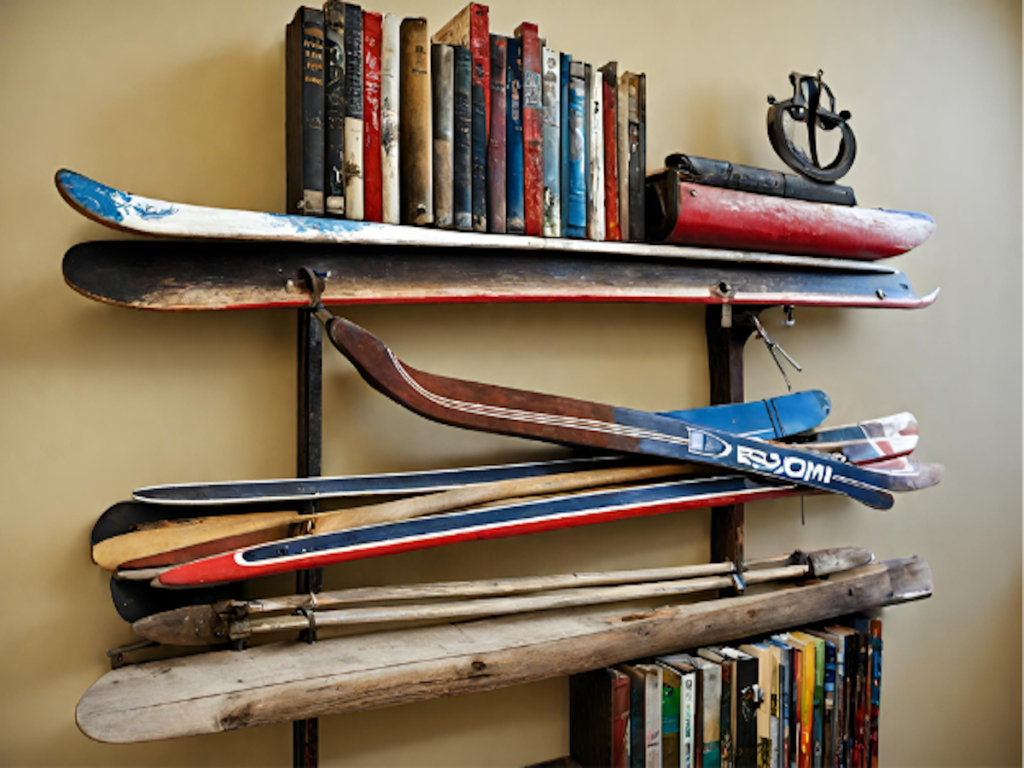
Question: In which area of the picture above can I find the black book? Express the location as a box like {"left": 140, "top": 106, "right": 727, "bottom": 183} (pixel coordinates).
{"left": 453, "top": 46, "right": 473, "bottom": 230}
{"left": 286, "top": 7, "right": 325, "bottom": 216}
{"left": 627, "top": 72, "right": 645, "bottom": 242}
{"left": 323, "top": 1, "right": 345, "bottom": 216}
{"left": 343, "top": 3, "right": 363, "bottom": 219}
{"left": 722, "top": 647, "right": 759, "bottom": 768}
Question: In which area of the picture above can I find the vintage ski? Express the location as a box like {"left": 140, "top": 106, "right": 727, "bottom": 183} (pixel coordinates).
{"left": 132, "top": 391, "right": 832, "bottom": 505}
{"left": 319, "top": 315, "right": 935, "bottom": 508}
{"left": 154, "top": 458, "right": 937, "bottom": 586}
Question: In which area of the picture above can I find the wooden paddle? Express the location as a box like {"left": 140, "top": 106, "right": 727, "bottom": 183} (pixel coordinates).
{"left": 93, "top": 463, "right": 693, "bottom": 570}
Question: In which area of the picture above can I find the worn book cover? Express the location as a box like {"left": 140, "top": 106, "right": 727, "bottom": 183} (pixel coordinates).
{"left": 541, "top": 46, "right": 561, "bottom": 237}
{"left": 721, "top": 647, "right": 759, "bottom": 768}
{"left": 740, "top": 643, "right": 778, "bottom": 768}
{"left": 568, "top": 668, "right": 630, "bottom": 768}
{"left": 599, "top": 62, "right": 620, "bottom": 240}
{"left": 626, "top": 71, "right": 645, "bottom": 242}
{"left": 431, "top": 43, "right": 454, "bottom": 227}
{"left": 453, "top": 46, "right": 472, "bottom": 229}
{"left": 586, "top": 63, "right": 604, "bottom": 241}
{"left": 362, "top": 11, "right": 383, "bottom": 222}
{"left": 634, "top": 663, "right": 663, "bottom": 768}
{"left": 654, "top": 662, "right": 682, "bottom": 768}
{"left": 379, "top": 13, "right": 400, "bottom": 223}
{"left": 286, "top": 6, "right": 325, "bottom": 216}
{"left": 487, "top": 35, "right": 507, "bottom": 233}
{"left": 617, "top": 664, "right": 647, "bottom": 768}
{"left": 559, "top": 53, "right": 571, "bottom": 236}
{"left": 342, "top": 3, "right": 363, "bottom": 219}
{"left": 515, "top": 22, "right": 543, "bottom": 235}
{"left": 322, "top": 2, "right": 344, "bottom": 215}
{"left": 399, "top": 17, "right": 432, "bottom": 224}
{"left": 505, "top": 37, "right": 525, "bottom": 233}
{"left": 566, "top": 59, "right": 587, "bottom": 238}
{"left": 767, "top": 640, "right": 793, "bottom": 768}
{"left": 700, "top": 647, "right": 735, "bottom": 768}
{"left": 662, "top": 654, "right": 704, "bottom": 768}
{"left": 616, "top": 71, "right": 630, "bottom": 239}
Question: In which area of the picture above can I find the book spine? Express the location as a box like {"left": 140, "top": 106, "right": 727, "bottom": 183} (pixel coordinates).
{"left": 821, "top": 644, "right": 836, "bottom": 768}
{"left": 516, "top": 23, "right": 543, "bottom": 236}
{"left": 681, "top": 671, "right": 695, "bottom": 768}
{"left": 617, "top": 72, "right": 629, "bottom": 239}
{"left": 363, "top": 11, "right": 382, "bottom": 222}
{"left": 399, "top": 17, "right": 432, "bottom": 225}
{"left": 868, "top": 622, "right": 882, "bottom": 768}
{"left": 612, "top": 672, "right": 631, "bottom": 768}
{"left": 627, "top": 72, "right": 645, "bottom": 242}
{"left": 287, "top": 7, "right": 325, "bottom": 216}
{"left": 320, "top": 3, "right": 342, "bottom": 216}
{"left": 431, "top": 44, "right": 454, "bottom": 228}
{"left": 721, "top": 661, "right": 734, "bottom": 768}
{"left": 737, "top": 658, "right": 759, "bottom": 768}
{"left": 380, "top": 13, "right": 400, "bottom": 224}
{"left": 487, "top": 35, "right": 507, "bottom": 233}
{"left": 600, "top": 62, "right": 620, "bottom": 240}
{"left": 628, "top": 671, "right": 645, "bottom": 768}
{"left": 568, "top": 670, "right": 616, "bottom": 767}
{"left": 559, "top": 53, "right": 571, "bottom": 236}
{"left": 453, "top": 46, "right": 472, "bottom": 230}
{"left": 586, "top": 64, "right": 604, "bottom": 241}
{"left": 505, "top": 37, "right": 525, "bottom": 234}
{"left": 566, "top": 60, "right": 586, "bottom": 238}
{"left": 813, "top": 644, "right": 824, "bottom": 768}
{"left": 470, "top": 6, "right": 489, "bottom": 232}
{"left": 541, "top": 46, "right": 560, "bottom": 237}
{"left": 343, "top": 4, "right": 363, "bottom": 220}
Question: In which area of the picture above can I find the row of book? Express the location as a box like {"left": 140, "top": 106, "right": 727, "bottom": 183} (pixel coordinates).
{"left": 568, "top": 618, "right": 883, "bottom": 768}
{"left": 286, "top": 3, "right": 646, "bottom": 241}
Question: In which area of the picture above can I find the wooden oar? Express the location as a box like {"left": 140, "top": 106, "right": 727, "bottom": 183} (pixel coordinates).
{"left": 132, "top": 547, "right": 872, "bottom": 645}
{"left": 93, "top": 463, "right": 692, "bottom": 571}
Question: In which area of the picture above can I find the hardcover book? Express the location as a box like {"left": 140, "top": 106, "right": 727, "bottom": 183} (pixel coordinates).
{"left": 487, "top": 35, "right": 507, "bottom": 233}
{"left": 453, "top": 46, "right": 472, "bottom": 229}
{"left": 626, "top": 71, "right": 645, "bottom": 242}
{"left": 586, "top": 63, "right": 604, "bottom": 241}
{"left": 431, "top": 43, "right": 455, "bottom": 227}
{"left": 321, "top": 2, "right": 344, "bottom": 215}
{"left": 541, "top": 46, "right": 561, "bottom": 237}
{"left": 634, "top": 664, "right": 664, "bottom": 768}
{"left": 363, "top": 11, "right": 383, "bottom": 222}
{"left": 342, "top": 3, "right": 364, "bottom": 220}
{"left": 721, "top": 647, "right": 759, "bottom": 768}
{"left": 599, "top": 61, "right": 620, "bottom": 240}
{"left": 505, "top": 36, "right": 525, "bottom": 233}
{"left": 700, "top": 647, "right": 735, "bottom": 768}
{"left": 617, "top": 71, "right": 630, "bottom": 239}
{"left": 380, "top": 13, "right": 400, "bottom": 223}
{"left": 692, "top": 656, "right": 724, "bottom": 768}
{"left": 740, "top": 643, "right": 778, "bottom": 768}
{"left": 286, "top": 6, "right": 325, "bottom": 216}
{"left": 433, "top": 3, "right": 489, "bottom": 231}
{"left": 660, "top": 654, "right": 703, "bottom": 768}
{"left": 566, "top": 60, "right": 587, "bottom": 238}
{"left": 515, "top": 22, "right": 543, "bottom": 235}
{"left": 569, "top": 667, "right": 630, "bottom": 768}
{"left": 560, "top": 53, "right": 571, "bottom": 236}
{"left": 399, "top": 17, "right": 432, "bottom": 225}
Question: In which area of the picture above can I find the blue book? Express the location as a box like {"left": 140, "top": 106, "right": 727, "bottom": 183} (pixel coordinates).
{"left": 566, "top": 60, "right": 587, "bottom": 238}
{"left": 559, "top": 53, "right": 571, "bottom": 236}
{"left": 541, "top": 46, "right": 561, "bottom": 236}
{"left": 471, "top": 51, "right": 488, "bottom": 232}
{"left": 505, "top": 37, "right": 525, "bottom": 234}
{"left": 453, "top": 46, "right": 473, "bottom": 230}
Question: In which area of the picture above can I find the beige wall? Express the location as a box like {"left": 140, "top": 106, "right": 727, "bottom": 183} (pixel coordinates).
{"left": 0, "top": 0, "right": 1020, "bottom": 765}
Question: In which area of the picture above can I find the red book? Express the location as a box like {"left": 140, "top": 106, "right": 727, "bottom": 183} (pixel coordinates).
{"left": 600, "top": 62, "right": 620, "bottom": 241}
{"left": 515, "top": 22, "right": 542, "bottom": 236}
{"left": 362, "top": 11, "right": 383, "bottom": 222}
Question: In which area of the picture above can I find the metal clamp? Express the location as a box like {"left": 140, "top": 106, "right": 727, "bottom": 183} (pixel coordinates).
{"left": 294, "top": 606, "right": 318, "bottom": 644}
{"left": 751, "top": 314, "right": 802, "bottom": 391}
{"left": 299, "top": 267, "right": 335, "bottom": 326}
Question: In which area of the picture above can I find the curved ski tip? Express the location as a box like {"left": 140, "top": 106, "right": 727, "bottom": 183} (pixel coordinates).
{"left": 919, "top": 287, "right": 941, "bottom": 307}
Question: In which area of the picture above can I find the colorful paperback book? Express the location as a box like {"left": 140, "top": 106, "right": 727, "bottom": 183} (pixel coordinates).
{"left": 869, "top": 620, "right": 882, "bottom": 768}
{"left": 808, "top": 630, "right": 841, "bottom": 768}
{"left": 515, "top": 22, "right": 543, "bottom": 235}
{"left": 617, "top": 71, "right": 630, "bottom": 239}
{"left": 431, "top": 43, "right": 455, "bottom": 227}
{"left": 505, "top": 36, "right": 525, "bottom": 233}
{"left": 452, "top": 46, "right": 472, "bottom": 229}
{"left": 362, "top": 11, "right": 383, "bottom": 222}
{"left": 321, "top": 2, "right": 343, "bottom": 215}
{"left": 785, "top": 635, "right": 815, "bottom": 768}
{"left": 568, "top": 668, "right": 630, "bottom": 768}
{"left": 566, "top": 60, "right": 587, "bottom": 238}
{"left": 599, "top": 61, "right": 620, "bottom": 240}
{"left": 789, "top": 633, "right": 825, "bottom": 768}
{"left": 379, "top": 13, "right": 400, "bottom": 223}
{"left": 343, "top": 3, "right": 363, "bottom": 220}
{"left": 655, "top": 662, "right": 682, "bottom": 768}
{"left": 586, "top": 63, "right": 604, "bottom": 241}
{"left": 541, "top": 46, "right": 561, "bottom": 237}
{"left": 660, "top": 654, "right": 701, "bottom": 768}
{"left": 487, "top": 35, "right": 507, "bottom": 232}
{"left": 766, "top": 641, "right": 792, "bottom": 768}
{"left": 559, "top": 52, "right": 571, "bottom": 236}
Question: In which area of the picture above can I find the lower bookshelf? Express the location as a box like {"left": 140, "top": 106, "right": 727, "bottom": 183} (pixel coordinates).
{"left": 76, "top": 556, "right": 929, "bottom": 744}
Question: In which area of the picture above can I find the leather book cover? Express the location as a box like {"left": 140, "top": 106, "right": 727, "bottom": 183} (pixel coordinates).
{"left": 343, "top": 3, "right": 363, "bottom": 220}
{"left": 399, "top": 17, "right": 432, "bottom": 225}
{"left": 566, "top": 59, "right": 586, "bottom": 238}
{"left": 487, "top": 35, "right": 507, "bottom": 233}
{"left": 431, "top": 43, "right": 454, "bottom": 227}
{"left": 586, "top": 63, "right": 604, "bottom": 241}
{"left": 617, "top": 72, "right": 630, "bottom": 239}
{"left": 453, "top": 46, "right": 472, "bottom": 229}
{"left": 321, "top": 2, "right": 344, "bottom": 215}
{"left": 541, "top": 46, "right": 560, "bottom": 237}
{"left": 362, "top": 11, "right": 383, "bottom": 222}
{"left": 286, "top": 7, "right": 325, "bottom": 216}
{"left": 626, "top": 72, "right": 645, "bottom": 242}
{"left": 505, "top": 36, "right": 525, "bottom": 233}
{"left": 380, "top": 13, "right": 400, "bottom": 223}
{"left": 515, "top": 22, "right": 542, "bottom": 235}
{"left": 599, "top": 62, "right": 620, "bottom": 240}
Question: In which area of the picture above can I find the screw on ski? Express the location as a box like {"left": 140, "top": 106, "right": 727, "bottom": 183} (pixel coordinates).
{"left": 752, "top": 313, "right": 802, "bottom": 391}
